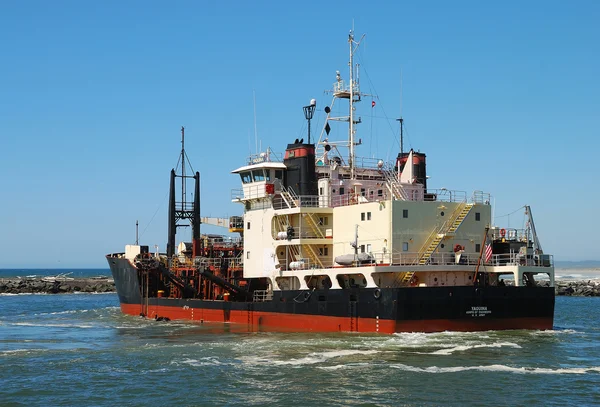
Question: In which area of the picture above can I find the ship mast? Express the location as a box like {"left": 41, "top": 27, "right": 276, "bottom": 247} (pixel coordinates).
{"left": 167, "top": 127, "right": 201, "bottom": 259}
{"left": 349, "top": 32, "right": 355, "bottom": 179}
{"left": 316, "top": 30, "right": 366, "bottom": 178}
{"left": 347, "top": 31, "right": 365, "bottom": 179}
{"left": 180, "top": 126, "right": 186, "bottom": 210}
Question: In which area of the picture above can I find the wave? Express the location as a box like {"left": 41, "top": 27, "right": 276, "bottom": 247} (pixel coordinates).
{"left": 253, "top": 349, "right": 380, "bottom": 367}
{"left": 529, "top": 329, "right": 579, "bottom": 336}
{"left": 9, "top": 322, "right": 95, "bottom": 329}
{"left": 34, "top": 309, "right": 89, "bottom": 316}
{"left": 428, "top": 341, "right": 522, "bottom": 355}
{"left": 1, "top": 348, "right": 50, "bottom": 355}
{"left": 171, "top": 357, "right": 225, "bottom": 367}
{"left": 317, "top": 362, "right": 371, "bottom": 371}
{"left": 390, "top": 363, "right": 600, "bottom": 375}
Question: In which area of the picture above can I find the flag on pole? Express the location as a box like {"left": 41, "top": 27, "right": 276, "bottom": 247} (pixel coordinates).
{"left": 484, "top": 243, "right": 493, "bottom": 263}
{"left": 371, "top": 100, "right": 376, "bottom": 108}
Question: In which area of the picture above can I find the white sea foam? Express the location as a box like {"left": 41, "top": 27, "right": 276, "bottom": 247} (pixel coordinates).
{"left": 269, "top": 349, "right": 380, "bottom": 366}
{"left": 10, "top": 322, "right": 95, "bottom": 329}
{"left": 359, "top": 331, "right": 495, "bottom": 353}
{"left": 172, "top": 357, "right": 225, "bottom": 367}
{"left": 237, "top": 348, "right": 380, "bottom": 368}
{"left": 529, "top": 329, "right": 579, "bottom": 336}
{"left": 555, "top": 267, "right": 600, "bottom": 280}
{"left": 1, "top": 348, "right": 49, "bottom": 355}
{"left": 34, "top": 309, "right": 90, "bottom": 316}
{"left": 317, "top": 362, "right": 370, "bottom": 371}
{"left": 390, "top": 363, "right": 600, "bottom": 375}
{"left": 429, "top": 341, "right": 522, "bottom": 355}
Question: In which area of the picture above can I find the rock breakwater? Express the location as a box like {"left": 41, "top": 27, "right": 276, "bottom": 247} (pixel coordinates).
{"left": 0, "top": 277, "right": 115, "bottom": 294}
{"left": 555, "top": 280, "right": 600, "bottom": 296}
{"left": 0, "top": 278, "right": 598, "bottom": 296}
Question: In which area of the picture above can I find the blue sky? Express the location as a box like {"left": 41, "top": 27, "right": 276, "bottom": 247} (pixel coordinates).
{"left": 1, "top": 1, "right": 598, "bottom": 267}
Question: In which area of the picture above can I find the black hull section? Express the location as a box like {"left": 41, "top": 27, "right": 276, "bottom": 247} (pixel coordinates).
{"left": 107, "top": 256, "right": 142, "bottom": 305}
{"left": 107, "top": 256, "right": 555, "bottom": 332}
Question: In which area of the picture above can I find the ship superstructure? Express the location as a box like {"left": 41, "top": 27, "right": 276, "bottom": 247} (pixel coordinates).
{"left": 107, "top": 31, "right": 555, "bottom": 333}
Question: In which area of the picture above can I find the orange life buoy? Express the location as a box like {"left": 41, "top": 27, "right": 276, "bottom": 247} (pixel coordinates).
{"left": 500, "top": 228, "right": 506, "bottom": 237}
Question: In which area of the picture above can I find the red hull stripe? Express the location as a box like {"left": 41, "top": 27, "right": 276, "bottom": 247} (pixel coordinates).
{"left": 121, "top": 303, "right": 552, "bottom": 333}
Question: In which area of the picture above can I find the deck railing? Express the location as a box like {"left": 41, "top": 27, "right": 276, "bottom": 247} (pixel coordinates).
{"left": 252, "top": 289, "right": 273, "bottom": 302}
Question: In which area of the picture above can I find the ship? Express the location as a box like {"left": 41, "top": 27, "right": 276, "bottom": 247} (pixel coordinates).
{"left": 107, "top": 31, "right": 555, "bottom": 333}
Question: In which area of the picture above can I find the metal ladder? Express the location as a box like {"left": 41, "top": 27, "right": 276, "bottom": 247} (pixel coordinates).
{"left": 280, "top": 186, "right": 298, "bottom": 209}
{"left": 399, "top": 203, "right": 475, "bottom": 285}
{"left": 382, "top": 164, "right": 409, "bottom": 201}
{"left": 302, "top": 212, "right": 325, "bottom": 238}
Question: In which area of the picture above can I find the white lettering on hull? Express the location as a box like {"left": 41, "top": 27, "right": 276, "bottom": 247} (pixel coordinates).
{"left": 466, "top": 306, "right": 491, "bottom": 317}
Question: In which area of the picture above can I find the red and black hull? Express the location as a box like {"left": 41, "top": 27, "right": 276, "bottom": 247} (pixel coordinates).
{"left": 108, "top": 256, "right": 555, "bottom": 333}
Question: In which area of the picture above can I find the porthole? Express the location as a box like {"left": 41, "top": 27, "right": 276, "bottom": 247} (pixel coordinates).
{"left": 441, "top": 244, "right": 445, "bottom": 249}
{"left": 440, "top": 211, "right": 445, "bottom": 216}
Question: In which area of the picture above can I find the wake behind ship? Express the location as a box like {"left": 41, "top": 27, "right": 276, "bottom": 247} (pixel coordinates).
{"left": 107, "top": 31, "right": 555, "bottom": 333}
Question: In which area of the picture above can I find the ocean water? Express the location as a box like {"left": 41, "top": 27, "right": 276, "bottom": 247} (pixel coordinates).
{"left": 1, "top": 292, "right": 599, "bottom": 406}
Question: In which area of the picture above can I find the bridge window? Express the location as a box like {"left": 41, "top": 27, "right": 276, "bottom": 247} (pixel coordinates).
{"left": 339, "top": 187, "right": 345, "bottom": 195}
{"left": 275, "top": 170, "right": 283, "bottom": 179}
{"left": 402, "top": 242, "right": 409, "bottom": 251}
{"left": 247, "top": 251, "right": 250, "bottom": 259}
{"left": 476, "top": 244, "right": 481, "bottom": 253}
{"left": 378, "top": 189, "right": 383, "bottom": 197}
{"left": 247, "top": 222, "right": 251, "bottom": 230}
{"left": 403, "top": 209, "right": 409, "bottom": 218}
{"left": 252, "top": 170, "right": 265, "bottom": 182}
{"left": 240, "top": 172, "right": 252, "bottom": 183}
{"left": 367, "top": 212, "right": 371, "bottom": 220}
{"left": 475, "top": 212, "right": 481, "bottom": 221}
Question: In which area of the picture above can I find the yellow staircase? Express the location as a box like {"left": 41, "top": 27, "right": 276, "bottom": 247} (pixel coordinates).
{"left": 302, "top": 213, "right": 325, "bottom": 239}
{"left": 399, "top": 270, "right": 417, "bottom": 285}
{"left": 275, "top": 214, "right": 323, "bottom": 269}
{"left": 414, "top": 202, "right": 475, "bottom": 267}
{"left": 447, "top": 203, "right": 474, "bottom": 234}
{"left": 274, "top": 214, "right": 290, "bottom": 235}
{"left": 301, "top": 244, "right": 324, "bottom": 269}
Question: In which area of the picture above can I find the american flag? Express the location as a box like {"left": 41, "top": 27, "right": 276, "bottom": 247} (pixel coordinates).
{"left": 484, "top": 243, "right": 493, "bottom": 263}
